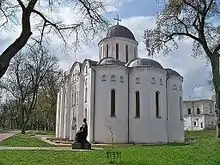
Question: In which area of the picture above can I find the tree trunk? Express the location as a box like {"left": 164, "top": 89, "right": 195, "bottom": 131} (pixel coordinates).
{"left": 21, "top": 104, "right": 25, "bottom": 134}
{"left": 210, "top": 55, "right": 220, "bottom": 138}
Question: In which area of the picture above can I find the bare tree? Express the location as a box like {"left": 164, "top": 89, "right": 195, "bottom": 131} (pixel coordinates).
{"left": 145, "top": 0, "right": 220, "bottom": 137}
{"left": 0, "top": 0, "right": 108, "bottom": 79}
{"left": 0, "top": 45, "right": 58, "bottom": 133}
{"left": 105, "top": 118, "right": 115, "bottom": 147}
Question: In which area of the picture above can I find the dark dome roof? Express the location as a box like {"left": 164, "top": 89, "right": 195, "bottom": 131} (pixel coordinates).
{"left": 106, "top": 25, "right": 136, "bottom": 40}
{"left": 127, "top": 58, "right": 163, "bottom": 69}
{"left": 98, "top": 57, "right": 125, "bottom": 65}
{"left": 165, "top": 68, "right": 182, "bottom": 77}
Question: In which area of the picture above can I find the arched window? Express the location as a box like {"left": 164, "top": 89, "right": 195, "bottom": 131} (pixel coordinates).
{"left": 188, "top": 108, "right": 191, "bottom": 114}
{"left": 111, "top": 89, "right": 116, "bottom": 117}
{"left": 85, "top": 66, "right": 88, "bottom": 73}
{"left": 126, "top": 45, "right": 128, "bottom": 62}
{"left": 197, "top": 108, "right": 200, "bottom": 114}
{"left": 179, "top": 96, "right": 183, "bottom": 120}
{"left": 120, "top": 76, "right": 124, "bottom": 83}
{"left": 85, "top": 87, "right": 87, "bottom": 102}
{"left": 71, "top": 91, "right": 74, "bottom": 106}
{"left": 111, "top": 75, "right": 116, "bottom": 82}
{"left": 160, "top": 79, "right": 163, "bottom": 85}
{"left": 156, "top": 91, "right": 160, "bottom": 118}
{"left": 136, "top": 77, "right": 140, "bottom": 84}
{"left": 135, "top": 91, "right": 140, "bottom": 118}
{"left": 101, "top": 75, "right": 107, "bottom": 81}
{"left": 106, "top": 44, "right": 109, "bottom": 57}
{"left": 85, "top": 108, "right": 87, "bottom": 119}
{"left": 100, "top": 46, "right": 103, "bottom": 59}
{"left": 151, "top": 77, "right": 156, "bottom": 84}
{"left": 116, "top": 43, "right": 119, "bottom": 59}
{"left": 74, "top": 92, "right": 77, "bottom": 105}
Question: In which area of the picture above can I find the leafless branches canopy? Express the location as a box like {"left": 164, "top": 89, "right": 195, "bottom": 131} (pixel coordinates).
{"left": 0, "top": 45, "right": 59, "bottom": 133}
{"left": 0, "top": 0, "right": 108, "bottom": 79}
{"left": 145, "top": 0, "right": 220, "bottom": 57}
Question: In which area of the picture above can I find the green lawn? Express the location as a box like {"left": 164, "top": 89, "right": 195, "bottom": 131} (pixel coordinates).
{"left": 0, "top": 131, "right": 219, "bottom": 165}
{"left": 0, "top": 134, "right": 53, "bottom": 147}
{"left": 185, "top": 130, "right": 216, "bottom": 139}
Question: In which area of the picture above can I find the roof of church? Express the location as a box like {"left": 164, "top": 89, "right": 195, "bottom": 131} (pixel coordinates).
{"left": 98, "top": 57, "right": 125, "bottom": 65}
{"left": 127, "top": 58, "right": 163, "bottom": 69}
{"left": 165, "top": 68, "right": 182, "bottom": 78}
{"left": 105, "top": 24, "right": 136, "bottom": 40}
{"left": 85, "top": 59, "right": 98, "bottom": 66}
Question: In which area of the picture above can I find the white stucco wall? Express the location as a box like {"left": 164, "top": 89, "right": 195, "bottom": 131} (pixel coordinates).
{"left": 99, "top": 37, "right": 138, "bottom": 63}
{"left": 129, "top": 67, "right": 168, "bottom": 143}
{"left": 94, "top": 65, "right": 128, "bottom": 143}
{"left": 167, "top": 75, "right": 184, "bottom": 142}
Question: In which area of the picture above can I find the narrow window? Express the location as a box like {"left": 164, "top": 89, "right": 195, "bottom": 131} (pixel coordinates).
{"left": 85, "top": 66, "right": 88, "bottom": 73}
{"left": 106, "top": 44, "right": 109, "bottom": 57}
{"left": 156, "top": 91, "right": 160, "bottom": 118}
{"left": 85, "top": 87, "right": 87, "bottom": 102}
{"left": 151, "top": 77, "right": 156, "bottom": 84}
{"left": 116, "top": 43, "right": 119, "bottom": 59}
{"left": 126, "top": 45, "right": 128, "bottom": 62}
{"left": 135, "top": 91, "right": 140, "bottom": 118}
{"left": 74, "top": 92, "right": 76, "bottom": 105}
{"left": 136, "top": 77, "right": 140, "bottom": 84}
{"left": 179, "top": 96, "right": 183, "bottom": 120}
{"left": 101, "top": 75, "right": 106, "bottom": 81}
{"left": 194, "top": 121, "right": 197, "bottom": 126}
{"left": 200, "top": 122, "right": 203, "bottom": 128}
{"left": 72, "top": 92, "right": 74, "bottom": 106}
{"left": 111, "top": 89, "right": 116, "bottom": 117}
{"left": 197, "top": 108, "right": 200, "bottom": 114}
{"left": 100, "top": 46, "right": 103, "bottom": 59}
{"left": 111, "top": 75, "right": 116, "bottom": 82}
{"left": 188, "top": 108, "right": 191, "bottom": 114}
{"left": 85, "top": 108, "right": 87, "bottom": 119}
{"left": 120, "top": 76, "right": 124, "bottom": 83}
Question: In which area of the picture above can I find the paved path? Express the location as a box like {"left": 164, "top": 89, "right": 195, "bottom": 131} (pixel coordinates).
{"left": 0, "top": 133, "right": 17, "bottom": 142}
{"left": 0, "top": 146, "right": 103, "bottom": 151}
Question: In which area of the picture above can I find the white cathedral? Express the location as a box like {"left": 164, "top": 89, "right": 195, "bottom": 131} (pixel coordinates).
{"left": 55, "top": 23, "right": 184, "bottom": 144}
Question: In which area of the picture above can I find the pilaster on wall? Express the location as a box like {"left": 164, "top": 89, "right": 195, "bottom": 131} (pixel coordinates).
{"left": 55, "top": 91, "right": 60, "bottom": 138}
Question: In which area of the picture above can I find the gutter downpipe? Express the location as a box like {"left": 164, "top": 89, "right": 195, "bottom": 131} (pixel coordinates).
{"left": 91, "top": 67, "right": 96, "bottom": 143}
{"left": 166, "top": 74, "right": 169, "bottom": 143}
{"left": 128, "top": 68, "right": 130, "bottom": 143}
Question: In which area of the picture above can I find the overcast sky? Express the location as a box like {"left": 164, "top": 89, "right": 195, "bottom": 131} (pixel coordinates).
{"left": 0, "top": 0, "right": 213, "bottom": 100}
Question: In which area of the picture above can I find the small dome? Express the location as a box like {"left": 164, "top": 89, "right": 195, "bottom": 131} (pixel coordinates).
{"left": 106, "top": 25, "right": 136, "bottom": 40}
{"left": 165, "top": 68, "right": 182, "bottom": 77}
{"left": 127, "top": 58, "right": 163, "bottom": 69}
{"left": 98, "top": 57, "right": 125, "bottom": 65}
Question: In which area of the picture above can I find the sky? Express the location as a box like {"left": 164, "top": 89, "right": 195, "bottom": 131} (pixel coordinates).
{"left": 0, "top": 0, "right": 214, "bottom": 101}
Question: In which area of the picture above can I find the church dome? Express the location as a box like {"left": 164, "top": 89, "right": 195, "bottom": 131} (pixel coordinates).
{"left": 127, "top": 58, "right": 163, "bottom": 69}
{"left": 106, "top": 25, "right": 136, "bottom": 40}
{"left": 98, "top": 57, "right": 125, "bottom": 65}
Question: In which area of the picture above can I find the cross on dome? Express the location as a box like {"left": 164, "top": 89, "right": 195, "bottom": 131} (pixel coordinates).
{"left": 114, "top": 14, "right": 121, "bottom": 25}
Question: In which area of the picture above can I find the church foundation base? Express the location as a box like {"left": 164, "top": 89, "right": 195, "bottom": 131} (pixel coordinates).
{"left": 72, "top": 142, "right": 91, "bottom": 149}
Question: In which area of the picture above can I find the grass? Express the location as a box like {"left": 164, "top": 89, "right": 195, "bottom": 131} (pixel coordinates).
{"left": 185, "top": 130, "right": 216, "bottom": 139}
{"left": 0, "top": 130, "right": 219, "bottom": 165}
{"left": 0, "top": 134, "right": 54, "bottom": 147}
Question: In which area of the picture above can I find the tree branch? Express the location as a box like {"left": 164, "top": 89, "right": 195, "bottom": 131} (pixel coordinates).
{"left": 166, "top": 32, "right": 201, "bottom": 43}
{"left": 16, "top": 0, "right": 25, "bottom": 10}
{"left": 214, "top": 44, "right": 220, "bottom": 55}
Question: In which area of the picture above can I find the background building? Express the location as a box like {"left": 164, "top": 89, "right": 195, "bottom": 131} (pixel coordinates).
{"left": 183, "top": 99, "right": 216, "bottom": 131}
